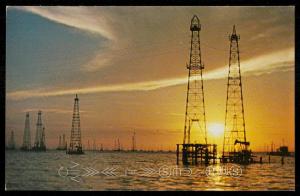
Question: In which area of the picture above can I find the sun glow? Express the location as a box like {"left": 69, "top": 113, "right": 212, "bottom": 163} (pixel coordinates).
{"left": 208, "top": 123, "right": 224, "bottom": 137}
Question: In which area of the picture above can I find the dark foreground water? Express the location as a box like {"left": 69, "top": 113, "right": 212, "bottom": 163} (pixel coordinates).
{"left": 5, "top": 150, "right": 294, "bottom": 191}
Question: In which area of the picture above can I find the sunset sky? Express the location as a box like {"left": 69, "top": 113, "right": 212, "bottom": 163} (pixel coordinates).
{"left": 6, "top": 6, "right": 294, "bottom": 151}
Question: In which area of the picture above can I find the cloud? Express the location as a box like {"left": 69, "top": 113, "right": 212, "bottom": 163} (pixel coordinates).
{"left": 10, "top": 6, "right": 294, "bottom": 75}
{"left": 13, "top": 6, "right": 115, "bottom": 40}
{"left": 81, "top": 52, "right": 112, "bottom": 71}
{"left": 11, "top": 6, "right": 120, "bottom": 72}
{"left": 7, "top": 48, "right": 294, "bottom": 101}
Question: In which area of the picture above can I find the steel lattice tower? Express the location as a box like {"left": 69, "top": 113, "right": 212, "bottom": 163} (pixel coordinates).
{"left": 183, "top": 15, "right": 207, "bottom": 145}
{"left": 22, "top": 112, "right": 31, "bottom": 150}
{"left": 33, "top": 111, "right": 46, "bottom": 151}
{"left": 7, "top": 130, "right": 15, "bottom": 149}
{"left": 67, "top": 94, "right": 84, "bottom": 154}
{"left": 222, "top": 26, "right": 248, "bottom": 157}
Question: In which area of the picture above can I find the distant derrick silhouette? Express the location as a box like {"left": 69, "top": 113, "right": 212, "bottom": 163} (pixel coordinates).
{"left": 21, "top": 112, "right": 31, "bottom": 151}
{"left": 32, "top": 111, "right": 46, "bottom": 151}
{"left": 67, "top": 94, "right": 84, "bottom": 154}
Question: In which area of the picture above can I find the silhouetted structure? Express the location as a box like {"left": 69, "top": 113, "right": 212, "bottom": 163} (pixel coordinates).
{"left": 21, "top": 112, "right": 31, "bottom": 151}
{"left": 132, "top": 131, "right": 136, "bottom": 151}
{"left": 176, "top": 15, "right": 217, "bottom": 165}
{"left": 221, "top": 26, "right": 253, "bottom": 164}
{"left": 114, "top": 138, "right": 122, "bottom": 151}
{"left": 57, "top": 134, "right": 67, "bottom": 150}
{"left": 57, "top": 135, "right": 62, "bottom": 150}
{"left": 32, "top": 111, "right": 46, "bottom": 151}
{"left": 6, "top": 130, "right": 16, "bottom": 150}
{"left": 268, "top": 146, "right": 291, "bottom": 156}
{"left": 93, "top": 139, "right": 97, "bottom": 151}
{"left": 62, "top": 134, "right": 67, "bottom": 150}
{"left": 67, "top": 94, "right": 84, "bottom": 154}
{"left": 87, "top": 140, "right": 90, "bottom": 151}
{"left": 118, "top": 138, "right": 121, "bottom": 151}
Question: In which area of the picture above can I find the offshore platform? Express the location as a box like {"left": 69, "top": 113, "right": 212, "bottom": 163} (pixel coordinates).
{"left": 32, "top": 111, "right": 46, "bottom": 151}
{"left": 56, "top": 134, "right": 67, "bottom": 150}
{"left": 221, "top": 26, "right": 254, "bottom": 164}
{"left": 176, "top": 15, "right": 217, "bottom": 165}
{"left": 67, "top": 94, "right": 84, "bottom": 154}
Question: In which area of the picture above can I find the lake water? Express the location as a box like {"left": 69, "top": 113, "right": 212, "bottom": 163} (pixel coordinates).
{"left": 5, "top": 150, "right": 295, "bottom": 191}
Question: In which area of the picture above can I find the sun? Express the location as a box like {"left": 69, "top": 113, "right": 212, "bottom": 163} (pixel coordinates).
{"left": 208, "top": 123, "right": 224, "bottom": 137}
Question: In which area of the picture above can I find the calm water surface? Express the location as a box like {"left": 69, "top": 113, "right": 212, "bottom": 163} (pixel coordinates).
{"left": 5, "top": 150, "right": 295, "bottom": 191}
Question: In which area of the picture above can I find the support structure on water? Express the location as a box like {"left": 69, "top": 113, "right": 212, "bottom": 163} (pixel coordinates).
{"left": 221, "top": 26, "right": 254, "bottom": 164}
{"left": 67, "top": 94, "right": 84, "bottom": 154}
{"left": 176, "top": 15, "right": 217, "bottom": 165}
{"left": 176, "top": 143, "right": 217, "bottom": 165}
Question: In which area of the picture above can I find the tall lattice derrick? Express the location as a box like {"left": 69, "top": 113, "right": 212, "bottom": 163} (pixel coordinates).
{"left": 183, "top": 15, "right": 207, "bottom": 145}
{"left": 33, "top": 111, "right": 46, "bottom": 150}
{"left": 222, "top": 25, "right": 248, "bottom": 157}
{"left": 67, "top": 94, "right": 84, "bottom": 154}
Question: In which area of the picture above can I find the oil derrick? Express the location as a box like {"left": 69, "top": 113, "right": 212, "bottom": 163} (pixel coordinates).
{"left": 56, "top": 135, "right": 62, "bottom": 150}
{"left": 176, "top": 15, "right": 217, "bottom": 165}
{"left": 87, "top": 140, "right": 90, "bottom": 151}
{"left": 222, "top": 26, "right": 252, "bottom": 164}
{"left": 32, "top": 111, "right": 46, "bottom": 151}
{"left": 132, "top": 131, "right": 136, "bottom": 151}
{"left": 7, "top": 130, "right": 15, "bottom": 150}
{"left": 62, "top": 134, "right": 67, "bottom": 150}
{"left": 113, "top": 138, "right": 121, "bottom": 151}
{"left": 67, "top": 94, "right": 84, "bottom": 154}
{"left": 183, "top": 15, "right": 207, "bottom": 145}
{"left": 93, "top": 139, "right": 96, "bottom": 151}
{"left": 117, "top": 138, "right": 121, "bottom": 151}
{"left": 57, "top": 134, "right": 67, "bottom": 150}
{"left": 21, "top": 112, "right": 31, "bottom": 151}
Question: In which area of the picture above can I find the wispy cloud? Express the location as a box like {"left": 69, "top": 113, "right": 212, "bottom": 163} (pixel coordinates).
{"left": 10, "top": 6, "right": 294, "bottom": 75}
{"left": 7, "top": 48, "right": 294, "bottom": 101}
{"left": 13, "top": 6, "right": 115, "bottom": 40}
{"left": 11, "top": 6, "right": 119, "bottom": 72}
